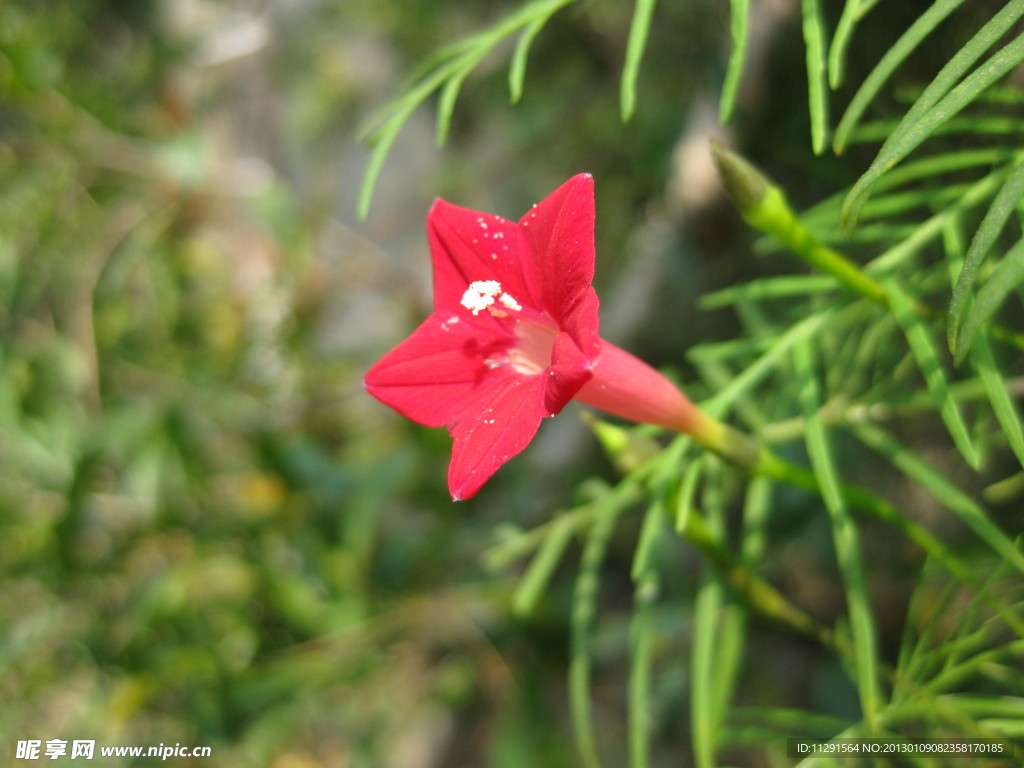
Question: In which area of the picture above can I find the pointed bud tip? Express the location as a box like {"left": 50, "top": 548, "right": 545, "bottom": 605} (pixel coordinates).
{"left": 710, "top": 143, "right": 769, "bottom": 214}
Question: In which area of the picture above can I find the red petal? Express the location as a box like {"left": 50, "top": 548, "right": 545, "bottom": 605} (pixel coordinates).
{"left": 427, "top": 199, "right": 542, "bottom": 314}
{"left": 364, "top": 313, "right": 516, "bottom": 428}
{"left": 518, "top": 173, "right": 596, "bottom": 328}
{"left": 544, "top": 330, "right": 595, "bottom": 413}
{"left": 558, "top": 285, "right": 602, "bottom": 364}
{"left": 447, "top": 374, "right": 549, "bottom": 500}
{"left": 368, "top": 175, "right": 606, "bottom": 501}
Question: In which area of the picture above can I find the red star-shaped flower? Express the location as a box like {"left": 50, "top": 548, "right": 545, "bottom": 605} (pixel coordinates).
{"left": 365, "top": 174, "right": 704, "bottom": 500}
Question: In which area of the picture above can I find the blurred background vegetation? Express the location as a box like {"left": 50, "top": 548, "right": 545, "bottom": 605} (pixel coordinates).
{"left": 1, "top": 1, "right": 1022, "bottom": 767}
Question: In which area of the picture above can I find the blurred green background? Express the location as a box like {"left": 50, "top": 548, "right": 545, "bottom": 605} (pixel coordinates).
{"left": 0, "top": 2, "right": 715, "bottom": 765}
{"left": 4, "top": 1, "right": 1013, "bottom": 767}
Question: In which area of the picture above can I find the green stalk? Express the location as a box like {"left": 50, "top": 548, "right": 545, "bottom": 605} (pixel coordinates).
{"left": 710, "top": 143, "right": 1024, "bottom": 351}
{"left": 712, "top": 143, "right": 888, "bottom": 304}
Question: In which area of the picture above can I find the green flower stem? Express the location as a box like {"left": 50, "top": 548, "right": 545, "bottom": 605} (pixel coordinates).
{"left": 747, "top": 191, "right": 889, "bottom": 306}
{"left": 711, "top": 144, "right": 1024, "bottom": 351}
{"left": 712, "top": 143, "right": 888, "bottom": 305}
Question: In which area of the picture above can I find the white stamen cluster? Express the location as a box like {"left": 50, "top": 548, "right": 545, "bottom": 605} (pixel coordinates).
{"left": 461, "top": 280, "right": 521, "bottom": 316}
{"left": 498, "top": 292, "right": 522, "bottom": 311}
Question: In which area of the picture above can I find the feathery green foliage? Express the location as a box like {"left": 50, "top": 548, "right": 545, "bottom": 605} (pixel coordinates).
{"left": 358, "top": 0, "right": 580, "bottom": 218}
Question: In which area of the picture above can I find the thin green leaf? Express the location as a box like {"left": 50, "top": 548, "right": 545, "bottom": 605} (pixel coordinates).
{"left": 674, "top": 455, "right": 704, "bottom": 532}
{"left": 628, "top": 573, "right": 657, "bottom": 768}
{"left": 794, "top": 344, "right": 842, "bottom": 513}
{"left": 436, "top": 55, "right": 484, "bottom": 146}
{"left": 896, "top": 562, "right": 953, "bottom": 690}
{"left": 870, "top": 147, "right": 1016, "bottom": 190}
{"left": 794, "top": 338, "right": 881, "bottom": 729}
{"left": 740, "top": 475, "right": 773, "bottom": 561}
{"left": 646, "top": 432, "right": 690, "bottom": 495}
{"left": 356, "top": 39, "right": 474, "bottom": 144}
{"left": 867, "top": 167, "right": 1006, "bottom": 275}
{"left": 700, "top": 357, "right": 773, "bottom": 432}
{"left": 690, "top": 466, "right": 744, "bottom": 768}
{"left": 632, "top": 500, "right": 665, "bottom": 581}
{"left": 512, "top": 512, "right": 577, "bottom": 616}
{"left": 620, "top": 0, "right": 658, "bottom": 122}
{"left": 700, "top": 310, "right": 831, "bottom": 417}
{"left": 629, "top": 503, "right": 664, "bottom": 768}
{"left": 972, "top": 336, "right": 1024, "bottom": 470}
{"left": 730, "top": 705, "right": 854, "bottom": 733}
{"left": 395, "top": 36, "right": 483, "bottom": 106}
{"left": 483, "top": 513, "right": 581, "bottom": 571}
{"left": 699, "top": 276, "right": 838, "bottom": 310}
{"left": 956, "top": 237, "right": 1024, "bottom": 363}
{"left": 358, "top": 49, "right": 468, "bottom": 218}
{"left": 689, "top": 336, "right": 772, "bottom": 364}
{"left": 358, "top": 0, "right": 581, "bottom": 217}
{"left": 509, "top": 16, "right": 549, "bottom": 104}
{"left": 704, "top": 463, "right": 747, "bottom": 726}
{"left": 882, "top": 278, "right": 980, "bottom": 468}
{"left": 827, "top": 0, "right": 883, "bottom": 90}
{"left": 833, "top": 0, "right": 966, "bottom": 153}
{"left": 719, "top": 0, "right": 750, "bottom": 122}
{"left": 957, "top": 697, "right": 1024, "bottom": 719}
{"left": 851, "top": 184, "right": 968, "bottom": 222}
{"left": 801, "top": 0, "right": 830, "bottom": 154}
{"left": 509, "top": 0, "right": 576, "bottom": 103}
{"left": 358, "top": 107, "right": 415, "bottom": 220}
{"left": 571, "top": 481, "right": 636, "bottom": 768}
{"left": 842, "top": 2, "right": 1024, "bottom": 229}
{"left": 949, "top": 156, "right": 1024, "bottom": 354}
{"left": 938, "top": 212, "right": 1024, "bottom": 468}
{"left": 847, "top": 114, "right": 1024, "bottom": 145}
{"left": 690, "top": 571, "right": 723, "bottom": 768}
{"left": 795, "top": 148, "right": 1014, "bottom": 235}
{"left": 854, "top": 423, "right": 1024, "bottom": 575}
